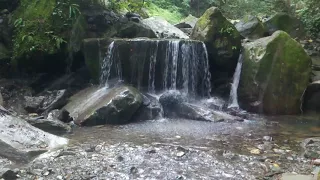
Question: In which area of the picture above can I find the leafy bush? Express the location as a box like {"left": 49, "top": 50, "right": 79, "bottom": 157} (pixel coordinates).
{"left": 297, "top": 0, "right": 320, "bottom": 37}
{"left": 13, "top": 0, "right": 82, "bottom": 59}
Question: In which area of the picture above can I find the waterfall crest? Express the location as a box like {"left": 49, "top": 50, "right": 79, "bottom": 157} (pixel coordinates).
{"left": 99, "top": 39, "right": 211, "bottom": 97}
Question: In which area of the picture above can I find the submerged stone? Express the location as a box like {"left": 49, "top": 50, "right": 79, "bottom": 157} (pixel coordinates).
{"left": 63, "top": 85, "right": 143, "bottom": 126}
{"left": 239, "top": 31, "right": 311, "bottom": 114}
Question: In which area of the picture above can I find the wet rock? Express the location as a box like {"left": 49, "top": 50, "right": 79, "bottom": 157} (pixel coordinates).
{"left": 64, "top": 85, "right": 143, "bottom": 125}
{"left": 239, "top": 31, "right": 311, "bottom": 114}
{"left": 24, "top": 96, "right": 46, "bottom": 113}
{"left": 142, "top": 17, "right": 189, "bottom": 39}
{"left": 263, "top": 136, "right": 273, "bottom": 142}
{"left": 235, "top": 15, "right": 267, "bottom": 39}
{"left": 191, "top": 6, "right": 241, "bottom": 79}
{"left": 40, "top": 90, "right": 68, "bottom": 113}
{"left": 263, "top": 13, "right": 305, "bottom": 38}
{"left": 0, "top": 168, "right": 19, "bottom": 180}
{"left": 25, "top": 116, "right": 71, "bottom": 135}
{"left": 133, "top": 94, "right": 163, "bottom": 121}
{"left": 159, "top": 91, "right": 241, "bottom": 122}
{"left": 0, "top": 112, "right": 68, "bottom": 162}
{"left": 24, "top": 90, "right": 68, "bottom": 114}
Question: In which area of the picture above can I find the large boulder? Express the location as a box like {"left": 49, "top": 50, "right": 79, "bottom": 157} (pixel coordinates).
{"left": 105, "top": 21, "right": 157, "bottom": 38}
{"left": 191, "top": 7, "right": 241, "bottom": 89}
{"left": 142, "top": 17, "right": 189, "bottom": 39}
{"left": 263, "top": 13, "right": 305, "bottom": 38}
{"left": 235, "top": 15, "right": 267, "bottom": 40}
{"left": 64, "top": 85, "right": 143, "bottom": 126}
{"left": 239, "top": 31, "right": 312, "bottom": 114}
{"left": 302, "top": 81, "right": 320, "bottom": 114}
{"left": 0, "top": 108, "right": 68, "bottom": 162}
{"left": 175, "top": 14, "right": 198, "bottom": 29}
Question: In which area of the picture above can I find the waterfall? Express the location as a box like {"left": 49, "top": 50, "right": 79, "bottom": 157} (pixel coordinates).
{"left": 228, "top": 54, "right": 243, "bottom": 109}
{"left": 99, "top": 39, "right": 212, "bottom": 97}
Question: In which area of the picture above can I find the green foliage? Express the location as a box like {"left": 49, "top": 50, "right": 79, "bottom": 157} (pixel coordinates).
{"left": 108, "top": 0, "right": 148, "bottom": 13}
{"left": 297, "top": 0, "right": 320, "bottom": 37}
{"left": 12, "top": 0, "right": 82, "bottom": 59}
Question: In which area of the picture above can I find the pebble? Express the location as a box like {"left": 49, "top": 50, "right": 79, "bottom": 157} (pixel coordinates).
{"left": 57, "top": 175, "right": 63, "bottom": 180}
{"left": 314, "top": 159, "right": 320, "bottom": 165}
{"left": 176, "top": 151, "right": 185, "bottom": 157}
{"left": 250, "top": 149, "right": 261, "bottom": 155}
{"left": 263, "top": 136, "right": 273, "bottom": 141}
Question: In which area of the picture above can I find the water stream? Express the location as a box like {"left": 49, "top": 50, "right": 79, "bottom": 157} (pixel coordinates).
{"left": 228, "top": 54, "right": 243, "bottom": 109}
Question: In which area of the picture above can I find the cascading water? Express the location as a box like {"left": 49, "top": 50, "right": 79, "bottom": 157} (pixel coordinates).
{"left": 228, "top": 54, "right": 243, "bottom": 109}
{"left": 99, "top": 41, "right": 122, "bottom": 87}
{"left": 99, "top": 39, "right": 211, "bottom": 97}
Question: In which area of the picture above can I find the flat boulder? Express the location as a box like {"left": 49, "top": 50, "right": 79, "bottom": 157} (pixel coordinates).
{"left": 142, "top": 17, "right": 189, "bottom": 39}
{"left": 64, "top": 85, "right": 143, "bottom": 126}
{"left": 0, "top": 108, "right": 68, "bottom": 162}
{"left": 239, "top": 31, "right": 311, "bottom": 114}
{"left": 235, "top": 15, "right": 267, "bottom": 40}
{"left": 263, "top": 13, "right": 305, "bottom": 38}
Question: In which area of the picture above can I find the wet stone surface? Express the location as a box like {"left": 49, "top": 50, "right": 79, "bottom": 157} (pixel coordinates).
{"left": 0, "top": 117, "right": 318, "bottom": 180}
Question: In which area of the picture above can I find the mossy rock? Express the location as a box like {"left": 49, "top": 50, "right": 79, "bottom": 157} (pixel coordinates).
{"left": 235, "top": 15, "right": 267, "bottom": 40}
{"left": 191, "top": 6, "right": 241, "bottom": 78}
{"left": 263, "top": 13, "right": 305, "bottom": 38}
{"left": 238, "top": 31, "right": 312, "bottom": 115}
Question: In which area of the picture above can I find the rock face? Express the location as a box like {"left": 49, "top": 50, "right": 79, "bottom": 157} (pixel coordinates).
{"left": 238, "top": 31, "right": 311, "bottom": 114}
{"left": 235, "top": 15, "right": 266, "bottom": 40}
{"left": 0, "top": 110, "right": 68, "bottom": 162}
{"left": 142, "top": 17, "right": 189, "bottom": 39}
{"left": 64, "top": 85, "right": 143, "bottom": 126}
{"left": 263, "top": 13, "right": 305, "bottom": 38}
{"left": 302, "top": 81, "right": 320, "bottom": 114}
{"left": 191, "top": 7, "right": 241, "bottom": 89}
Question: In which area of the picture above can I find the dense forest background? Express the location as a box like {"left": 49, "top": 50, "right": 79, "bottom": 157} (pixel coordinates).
{"left": 104, "top": 0, "right": 319, "bottom": 37}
